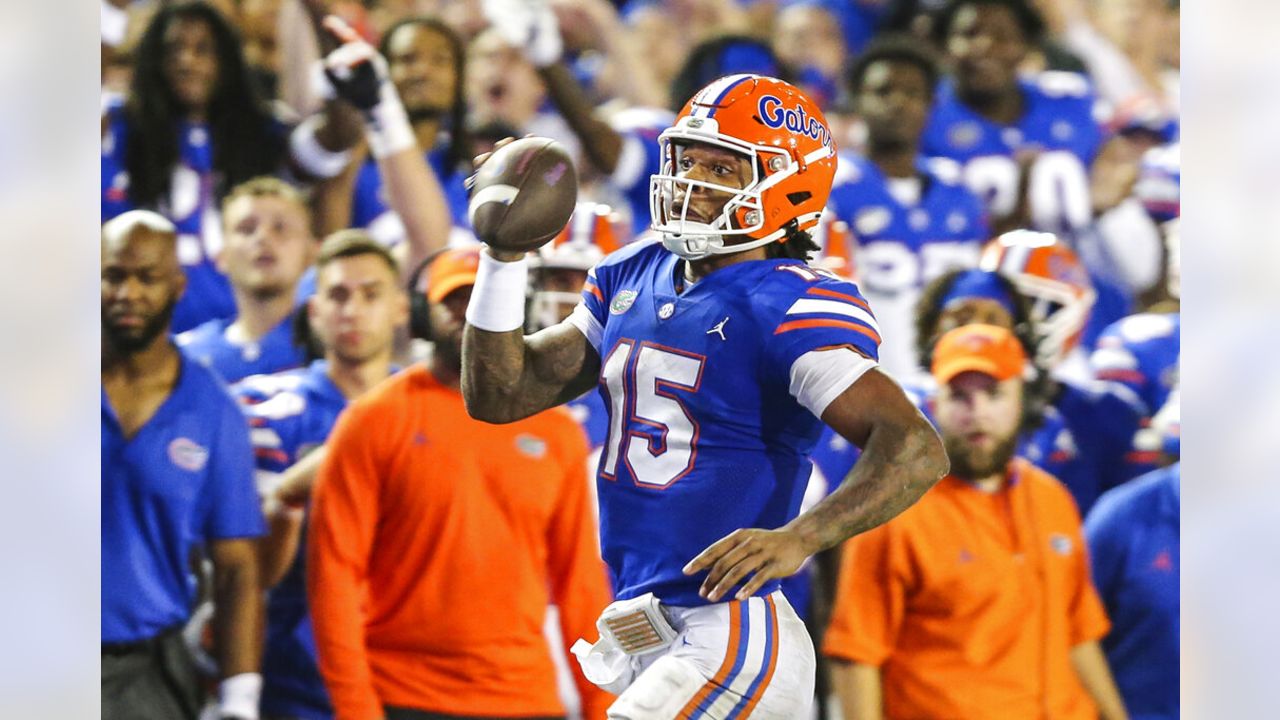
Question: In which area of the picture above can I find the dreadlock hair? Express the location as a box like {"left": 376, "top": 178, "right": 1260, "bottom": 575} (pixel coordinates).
{"left": 916, "top": 267, "right": 1053, "bottom": 432}
{"left": 765, "top": 223, "right": 822, "bottom": 262}
{"left": 125, "top": 2, "right": 284, "bottom": 209}
{"left": 669, "top": 35, "right": 794, "bottom": 113}
{"left": 378, "top": 16, "right": 472, "bottom": 178}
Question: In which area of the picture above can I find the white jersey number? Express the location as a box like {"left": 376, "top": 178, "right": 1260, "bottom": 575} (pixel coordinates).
{"left": 963, "top": 151, "right": 1091, "bottom": 231}
{"left": 600, "top": 340, "right": 705, "bottom": 488}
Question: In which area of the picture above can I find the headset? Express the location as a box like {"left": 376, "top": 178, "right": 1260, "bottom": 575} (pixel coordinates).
{"left": 406, "top": 247, "right": 452, "bottom": 341}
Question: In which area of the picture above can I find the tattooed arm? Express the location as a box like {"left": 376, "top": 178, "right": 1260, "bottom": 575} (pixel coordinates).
{"left": 461, "top": 249, "right": 601, "bottom": 424}
{"left": 687, "top": 367, "right": 947, "bottom": 601}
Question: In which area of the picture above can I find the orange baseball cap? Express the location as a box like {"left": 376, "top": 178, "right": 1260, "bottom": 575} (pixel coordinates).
{"left": 931, "top": 324, "right": 1027, "bottom": 385}
{"left": 425, "top": 246, "right": 483, "bottom": 303}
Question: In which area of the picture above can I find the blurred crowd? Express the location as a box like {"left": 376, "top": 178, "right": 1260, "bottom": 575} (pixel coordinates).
{"left": 100, "top": 0, "right": 1181, "bottom": 718}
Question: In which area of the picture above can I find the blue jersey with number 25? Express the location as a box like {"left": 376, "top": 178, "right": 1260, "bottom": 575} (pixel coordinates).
{"left": 572, "top": 241, "right": 881, "bottom": 606}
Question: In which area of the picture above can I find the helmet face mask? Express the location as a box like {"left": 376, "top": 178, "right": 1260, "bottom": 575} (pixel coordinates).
{"left": 650, "top": 74, "right": 837, "bottom": 261}
{"left": 527, "top": 202, "right": 622, "bottom": 331}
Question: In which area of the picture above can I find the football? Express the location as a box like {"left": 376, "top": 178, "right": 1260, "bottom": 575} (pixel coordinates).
{"left": 467, "top": 137, "right": 578, "bottom": 253}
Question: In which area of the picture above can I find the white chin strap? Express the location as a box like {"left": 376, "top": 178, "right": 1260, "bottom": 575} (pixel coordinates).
{"left": 660, "top": 222, "right": 785, "bottom": 261}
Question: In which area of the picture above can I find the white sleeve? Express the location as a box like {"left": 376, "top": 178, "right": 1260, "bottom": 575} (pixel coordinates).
{"left": 566, "top": 302, "right": 604, "bottom": 356}
{"left": 789, "top": 348, "right": 877, "bottom": 418}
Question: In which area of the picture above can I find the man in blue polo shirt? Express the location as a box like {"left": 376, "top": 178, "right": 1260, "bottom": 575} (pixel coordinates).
{"left": 1085, "top": 461, "right": 1180, "bottom": 720}
{"left": 102, "top": 210, "right": 266, "bottom": 720}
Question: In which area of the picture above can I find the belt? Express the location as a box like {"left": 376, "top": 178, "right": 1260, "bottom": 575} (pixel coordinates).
{"left": 101, "top": 623, "right": 183, "bottom": 657}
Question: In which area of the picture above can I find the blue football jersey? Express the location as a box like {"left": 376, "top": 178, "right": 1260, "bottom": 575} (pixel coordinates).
{"left": 350, "top": 147, "right": 472, "bottom": 246}
{"left": 102, "top": 99, "right": 287, "bottom": 332}
{"left": 1085, "top": 463, "right": 1180, "bottom": 720}
{"left": 825, "top": 153, "right": 990, "bottom": 376}
{"left": 573, "top": 241, "right": 881, "bottom": 606}
{"left": 921, "top": 73, "right": 1105, "bottom": 233}
{"left": 1089, "top": 312, "right": 1180, "bottom": 482}
{"left": 177, "top": 315, "right": 306, "bottom": 384}
{"left": 566, "top": 389, "right": 610, "bottom": 451}
{"left": 232, "top": 361, "right": 367, "bottom": 720}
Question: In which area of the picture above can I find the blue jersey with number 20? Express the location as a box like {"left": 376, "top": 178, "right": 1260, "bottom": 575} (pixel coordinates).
{"left": 573, "top": 241, "right": 881, "bottom": 606}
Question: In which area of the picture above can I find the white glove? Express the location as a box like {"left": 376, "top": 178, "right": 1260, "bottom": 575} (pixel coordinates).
{"left": 481, "top": 0, "right": 564, "bottom": 68}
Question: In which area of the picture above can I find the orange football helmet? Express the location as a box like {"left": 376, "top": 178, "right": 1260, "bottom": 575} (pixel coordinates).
{"left": 528, "top": 202, "right": 627, "bottom": 330}
{"left": 979, "top": 230, "right": 1096, "bottom": 368}
{"left": 650, "top": 74, "right": 838, "bottom": 260}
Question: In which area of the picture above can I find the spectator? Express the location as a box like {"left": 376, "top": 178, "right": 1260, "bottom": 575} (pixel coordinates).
{"left": 315, "top": 16, "right": 475, "bottom": 247}
{"left": 922, "top": 0, "right": 1105, "bottom": 235}
{"left": 822, "top": 35, "right": 990, "bottom": 378}
{"left": 233, "top": 231, "right": 408, "bottom": 720}
{"left": 824, "top": 323, "right": 1128, "bottom": 720}
{"left": 101, "top": 1, "right": 361, "bottom": 332}
{"left": 1084, "top": 461, "right": 1180, "bottom": 720}
{"left": 180, "top": 17, "right": 454, "bottom": 382}
{"left": 308, "top": 246, "right": 614, "bottom": 719}
{"left": 101, "top": 210, "right": 265, "bottom": 720}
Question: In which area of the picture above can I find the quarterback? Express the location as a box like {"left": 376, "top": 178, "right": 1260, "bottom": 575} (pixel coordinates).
{"left": 461, "top": 75, "right": 947, "bottom": 718}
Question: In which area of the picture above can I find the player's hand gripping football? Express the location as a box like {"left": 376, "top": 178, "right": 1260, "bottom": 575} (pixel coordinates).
{"left": 683, "top": 527, "right": 811, "bottom": 602}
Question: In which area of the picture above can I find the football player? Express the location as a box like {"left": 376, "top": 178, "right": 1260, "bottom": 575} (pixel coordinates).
{"left": 527, "top": 202, "right": 629, "bottom": 453}
{"left": 921, "top": 0, "right": 1105, "bottom": 235}
{"left": 461, "top": 75, "right": 947, "bottom": 718}
{"left": 334, "top": 17, "right": 475, "bottom": 247}
{"left": 231, "top": 231, "right": 407, "bottom": 720}
{"left": 821, "top": 35, "right": 990, "bottom": 377}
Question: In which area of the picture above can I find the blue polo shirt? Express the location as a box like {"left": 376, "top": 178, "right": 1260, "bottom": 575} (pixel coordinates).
{"left": 1084, "top": 463, "right": 1180, "bottom": 720}
{"left": 177, "top": 314, "right": 306, "bottom": 384}
{"left": 102, "top": 350, "right": 266, "bottom": 644}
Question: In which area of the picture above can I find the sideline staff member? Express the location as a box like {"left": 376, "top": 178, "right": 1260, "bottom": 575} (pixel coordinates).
{"left": 102, "top": 210, "right": 266, "bottom": 720}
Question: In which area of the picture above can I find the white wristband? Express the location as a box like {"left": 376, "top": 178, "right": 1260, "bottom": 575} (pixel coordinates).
{"left": 365, "top": 83, "right": 415, "bottom": 159}
{"left": 218, "top": 672, "right": 263, "bottom": 719}
{"left": 465, "top": 251, "right": 529, "bottom": 333}
{"left": 289, "top": 115, "right": 352, "bottom": 179}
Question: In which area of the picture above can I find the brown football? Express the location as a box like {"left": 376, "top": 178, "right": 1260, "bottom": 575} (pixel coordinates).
{"left": 468, "top": 137, "right": 578, "bottom": 253}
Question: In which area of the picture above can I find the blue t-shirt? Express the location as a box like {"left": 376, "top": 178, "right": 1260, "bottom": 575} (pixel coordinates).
{"left": 102, "top": 351, "right": 266, "bottom": 643}
{"left": 824, "top": 153, "right": 989, "bottom": 375}
{"left": 350, "top": 147, "right": 471, "bottom": 246}
{"left": 101, "top": 99, "right": 288, "bottom": 332}
{"left": 177, "top": 315, "right": 306, "bottom": 384}
{"left": 232, "top": 361, "right": 370, "bottom": 720}
{"left": 1089, "top": 312, "right": 1179, "bottom": 483}
{"left": 1085, "top": 463, "right": 1180, "bottom": 720}
{"left": 575, "top": 241, "right": 880, "bottom": 605}
{"left": 921, "top": 73, "right": 1104, "bottom": 233}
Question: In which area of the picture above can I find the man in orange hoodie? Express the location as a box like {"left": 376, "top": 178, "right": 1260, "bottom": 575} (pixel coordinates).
{"left": 307, "top": 246, "right": 613, "bottom": 720}
{"left": 823, "top": 324, "right": 1130, "bottom": 720}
